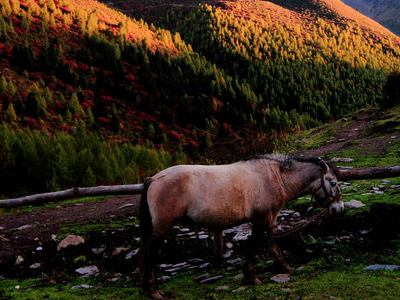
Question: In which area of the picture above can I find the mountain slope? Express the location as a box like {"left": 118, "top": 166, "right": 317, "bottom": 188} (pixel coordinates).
{"left": 1, "top": 0, "right": 400, "bottom": 198}
{"left": 342, "top": 0, "right": 400, "bottom": 36}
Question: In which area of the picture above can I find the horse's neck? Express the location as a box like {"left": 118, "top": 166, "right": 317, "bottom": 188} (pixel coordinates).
{"left": 280, "top": 163, "right": 320, "bottom": 201}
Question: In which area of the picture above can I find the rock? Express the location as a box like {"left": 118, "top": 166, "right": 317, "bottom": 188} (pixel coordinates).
{"left": 363, "top": 265, "right": 400, "bottom": 271}
{"left": 232, "top": 232, "right": 251, "bottom": 242}
{"left": 75, "top": 265, "right": 99, "bottom": 276}
{"left": 57, "top": 235, "right": 85, "bottom": 251}
{"left": 15, "top": 256, "right": 24, "bottom": 265}
{"left": 71, "top": 284, "right": 93, "bottom": 290}
{"left": 17, "top": 224, "right": 33, "bottom": 231}
{"left": 92, "top": 246, "right": 106, "bottom": 255}
{"left": 29, "top": 263, "right": 41, "bottom": 269}
{"left": 227, "top": 258, "right": 242, "bottom": 265}
{"left": 292, "top": 212, "right": 301, "bottom": 218}
{"left": 232, "top": 273, "right": 244, "bottom": 280}
{"left": 213, "top": 286, "right": 229, "bottom": 292}
{"left": 270, "top": 273, "right": 290, "bottom": 283}
{"left": 107, "top": 278, "right": 120, "bottom": 283}
{"left": 223, "top": 250, "right": 233, "bottom": 258}
{"left": 226, "top": 242, "right": 234, "bottom": 249}
{"left": 344, "top": 200, "right": 366, "bottom": 209}
{"left": 194, "top": 273, "right": 210, "bottom": 282}
{"left": 198, "top": 262, "right": 210, "bottom": 269}
{"left": 200, "top": 275, "right": 223, "bottom": 284}
{"left": 36, "top": 247, "right": 43, "bottom": 251}
{"left": 198, "top": 234, "right": 209, "bottom": 240}
{"left": 187, "top": 258, "right": 204, "bottom": 264}
{"left": 330, "top": 158, "right": 354, "bottom": 163}
{"left": 172, "top": 262, "right": 187, "bottom": 268}
{"left": 231, "top": 286, "right": 247, "bottom": 293}
{"left": 118, "top": 204, "right": 134, "bottom": 210}
{"left": 157, "top": 276, "right": 172, "bottom": 282}
{"left": 295, "top": 265, "right": 305, "bottom": 272}
{"left": 282, "top": 288, "right": 292, "bottom": 293}
{"left": 111, "top": 247, "right": 129, "bottom": 256}
{"left": 125, "top": 249, "right": 139, "bottom": 260}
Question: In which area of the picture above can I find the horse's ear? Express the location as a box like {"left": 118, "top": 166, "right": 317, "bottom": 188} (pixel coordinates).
{"left": 317, "top": 158, "right": 329, "bottom": 174}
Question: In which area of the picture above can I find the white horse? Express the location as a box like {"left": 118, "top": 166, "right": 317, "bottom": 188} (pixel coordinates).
{"left": 139, "top": 155, "right": 343, "bottom": 299}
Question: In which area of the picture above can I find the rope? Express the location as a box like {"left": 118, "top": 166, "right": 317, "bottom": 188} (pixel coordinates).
{"left": 272, "top": 207, "right": 328, "bottom": 239}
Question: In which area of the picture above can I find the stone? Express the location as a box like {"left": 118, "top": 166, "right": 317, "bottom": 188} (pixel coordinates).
{"left": 292, "top": 212, "right": 301, "bottom": 218}
{"left": 330, "top": 158, "right": 354, "bottom": 163}
{"left": 200, "top": 275, "right": 223, "bottom": 284}
{"left": 15, "top": 256, "right": 24, "bottom": 265}
{"left": 194, "top": 273, "right": 210, "bottom": 282}
{"left": 106, "top": 278, "right": 120, "bottom": 283}
{"left": 231, "top": 286, "right": 247, "bottom": 293}
{"left": 29, "top": 263, "right": 41, "bottom": 269}
{"left": 198, "top": 262, "right": 210, "bottom": 269}
{"left": 344, "top": 200, "right": 366, "bottom": 209}
{"left": 223, "top": 250, "right": 233, "bottom": 258}
{"left": 118, "top": 204, "right": 134, "bottom": 210}
{"left": 172, "top": 262, "right": 187, "bottom": 268}
{"left": 213, "top": 286, "right": 229, "bottom": 292}
{"left": 232, "top": 273, "right": 244, "bottom": 280}
{"left": 71, "top": 284, "right": 93, "bottom": 290}
{"left": 187, "top": 258, "right": 204, "bottom": 264}
{"left": 75, "top": 265, "right": 99, "bottom": 276}
{"left": 227, "top": 258, "right": 242, "bottom": 265}
{"left": 363, "top": 265, "right": 400, "bottom": 271}
{"left": 125, "top": 249, "right": 139, "bottom": 260}
{"left": 92, "top": 246, "right": 106, "bottom": 255}
{"left": 57, "top": 235, "right": 85, "bottom": 251}
{"left": 226, "top": 242, "right": 234, "bottom": 249}
{"left": 270, "top": 273, "right": 290, "bottom": 283}
{"left": 111, "top": 247, "right": 129, "bottom": 256}
{"left": 157, "top": 276, "right": 172, "bottom": 282}
{"left": 17, "top": 224, "right": 33, "bottom": 231}
{"left": 232, "top": 232, "right": 251, "bottom": 242}
{"left": 198, "top": 234, "right": 209, "bottom": 240}
{"left": 282, "top": 288, "right": 292, "bottom": 293}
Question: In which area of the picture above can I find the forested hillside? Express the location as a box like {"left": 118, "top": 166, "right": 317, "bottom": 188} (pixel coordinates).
{"left": 1, "top": 0, "right": 400, "bottom": 198}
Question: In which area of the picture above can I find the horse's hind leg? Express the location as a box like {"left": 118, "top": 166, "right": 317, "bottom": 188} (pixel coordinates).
{"left": 243, "top": 224, "right": 264, "bottom": 285}
{"left": 213, "top": 230, "right": 223, "bottom": 265}
{"left": 140, "top": 230, "right": 165, "bottom": 299}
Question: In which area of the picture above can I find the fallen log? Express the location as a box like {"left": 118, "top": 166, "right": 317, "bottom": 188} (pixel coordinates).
{"left": 2, "top": 166, "right": 400, "bottom": 209}
{"left": 0, "top": 184, "right": 144, "bottom": 209}
{"left": 338, "top": 166, "right": 400, "bottom": 181}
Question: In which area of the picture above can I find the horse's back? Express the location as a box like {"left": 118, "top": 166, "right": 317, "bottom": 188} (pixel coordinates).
{"left": 146, "top": 163, "right": 270, "bottom": 230}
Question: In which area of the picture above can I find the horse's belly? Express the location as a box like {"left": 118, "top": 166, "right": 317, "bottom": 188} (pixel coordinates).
{"left": 187, "top": 205, "right": 249, "bottom": 230}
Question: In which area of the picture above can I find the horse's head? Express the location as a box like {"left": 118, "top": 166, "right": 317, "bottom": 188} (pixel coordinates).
{"left": 312, "top": 159, "right": 344, "bottom": 215}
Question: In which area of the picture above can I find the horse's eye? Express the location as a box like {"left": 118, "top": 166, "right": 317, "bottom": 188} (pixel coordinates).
{"left": 331, "top": 181, "right": 337, "bottom": 187}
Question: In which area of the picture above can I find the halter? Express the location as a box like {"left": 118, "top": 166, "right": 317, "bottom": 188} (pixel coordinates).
{"left": 314, "top": 172, "right": 343, "bottom": 206}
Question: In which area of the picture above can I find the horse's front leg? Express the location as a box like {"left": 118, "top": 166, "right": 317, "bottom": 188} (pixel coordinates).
{"left": 243, "top": 223, "right": 264, "bottom": 285}
{"left": 212, "top": 230, "right": 224, "bottom": 265}
{"left": 267, "top": 217, "right": 293, "bottom": 272}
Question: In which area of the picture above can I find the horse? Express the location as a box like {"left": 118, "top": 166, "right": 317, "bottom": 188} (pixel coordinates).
{"left": 139, "top": 155, "right": 343, "bottom": 299}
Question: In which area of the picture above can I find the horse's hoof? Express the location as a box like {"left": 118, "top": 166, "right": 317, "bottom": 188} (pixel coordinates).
{"left": 147, "top": 289, "right": 164, "bottom": 299}
{"left": 275, "top": 263, "right": 293, "bottom": 273}
{"left": 244, "top": 276, "right": 262, "bottom": 285}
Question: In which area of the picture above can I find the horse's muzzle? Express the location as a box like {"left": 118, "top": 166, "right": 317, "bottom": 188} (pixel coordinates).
{"left": 329, "top": 200, "right": 344, "bottom": 215}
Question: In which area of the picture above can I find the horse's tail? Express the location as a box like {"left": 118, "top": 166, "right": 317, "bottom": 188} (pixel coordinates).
{"left": 139, "top": 177, "right": 153, "bottom": 288}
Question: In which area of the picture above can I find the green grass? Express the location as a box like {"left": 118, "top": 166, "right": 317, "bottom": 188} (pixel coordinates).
{"left": 2, "top": 256, "right": 400, "bottom": 300}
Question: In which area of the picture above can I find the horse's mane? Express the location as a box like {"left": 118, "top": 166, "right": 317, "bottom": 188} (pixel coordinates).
{"left": 243, "top": 154, "right": 335, "bottom": 174}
